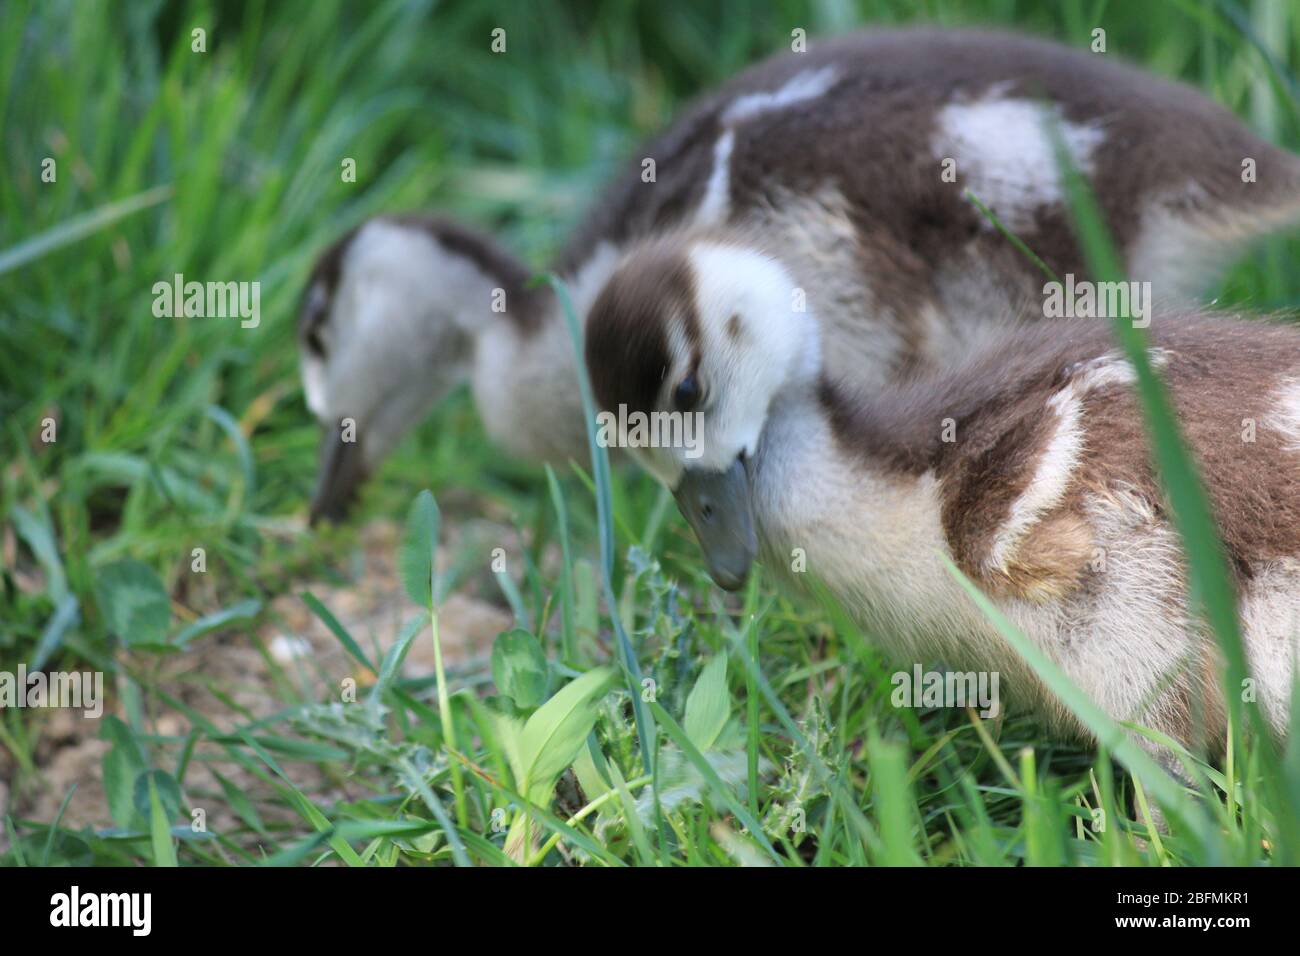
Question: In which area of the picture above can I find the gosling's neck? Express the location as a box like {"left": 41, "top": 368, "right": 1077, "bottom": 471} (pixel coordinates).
{"left": 472, "top": 241, "right": 626, "bottom": 463}
{"left": 750, "top": 376, "right": 982, "bottom": 653}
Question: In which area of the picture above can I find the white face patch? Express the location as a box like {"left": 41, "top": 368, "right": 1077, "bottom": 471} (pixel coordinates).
{"left": 932, "top": 91, "right": 1106, "bottom": 232}
{"left": 299, "top": 278, "right": 331, "bottom": 418}
{"left": 305, "top": 219, "right": 493, "bottom": 463}
{"left": 694, "top": 68, "right": 840, "bottom": 227}
{"left": 638, "top": 244, "right": 816, "bottom": 485}
{"left": 301, "top": 352, "right": 328, "bottom": 419}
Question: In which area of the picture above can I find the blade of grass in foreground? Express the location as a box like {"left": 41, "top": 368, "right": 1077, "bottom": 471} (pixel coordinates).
{"left": 865, "top": 731, "right": 924, "bottom": 866}
{"left": 545, "top": 465, "right": 578, "bottom": 667}
{"left": 148, "top": 776, "right": 178, "bottom": 868}
{"left": 1050, "top": 122, "right": 1300, "bottom": 860}
{"left": 545, "top": 273, "right": 654, "bottom": 777}
{"left": 397, "top": 757, "right": 471, "bottom": 868}
{"left": 0, "top": 184, "right": 173, "bottom": 276}
{"left": 399, "top": 490, "right": 470, "bottom": 830}
{"left": 964, "top": 188, "right": 1060, "bottom": 284}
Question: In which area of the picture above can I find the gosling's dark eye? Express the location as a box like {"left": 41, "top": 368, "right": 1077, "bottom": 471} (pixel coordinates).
{"left": 305, "top": 328, "right": 326, "bottom": 357}
{"left": 673, "top": 374, "right": 701, "bottom": 412}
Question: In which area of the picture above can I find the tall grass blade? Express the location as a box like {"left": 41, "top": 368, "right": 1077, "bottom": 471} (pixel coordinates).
{"left": 0, "top": 185, "right": 172, "bottom": 276}
{"left": 545, "top": 273, "right": 654, "bottom": 775}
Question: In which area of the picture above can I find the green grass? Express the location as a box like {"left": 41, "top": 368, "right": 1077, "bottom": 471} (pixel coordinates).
{"left": 3, "top": 0, "right": 1300, "bottom": 866}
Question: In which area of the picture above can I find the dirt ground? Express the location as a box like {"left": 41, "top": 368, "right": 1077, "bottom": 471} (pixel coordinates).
{"left": 3, "top": 518, "right": 513, "bottom": 851}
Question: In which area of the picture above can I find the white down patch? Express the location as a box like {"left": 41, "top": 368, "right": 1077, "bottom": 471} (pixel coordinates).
{"left": 933, "top": 90, "right": 1106, "bottom": 233}
{"left": 987, "top": 388, "right": 1084, "bottom": 573}
{"left": 299, "top": 281, "right": 330, "bottom": 419}
{"left": 567, "top": 240, "right": 624, "bottom": 319}
{"left": 696, "top": 130, "right": 737, "bottom": 226}
{"left": 1236, "top": 560, "right": 1300, "bottom": 735}
{"left": 301, "top": 349, "right": 328, "bottom": 420}
{"left": 720, "top": 65, "right": 840, "bottom": 125}
{"left": 695, "top": 67, "right": 840, "bottom": 226}
{"left": 1065, "top": 347, "right": 1171, "bottom": 393}
{"left": 985, "top": 351, "right": 1168, "bottom": 573}
{"left": 1273, "top": 377, "right": 1300, "bottom": 452}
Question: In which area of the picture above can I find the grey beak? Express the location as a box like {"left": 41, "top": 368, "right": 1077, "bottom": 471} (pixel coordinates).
{"left": 309, "top": 428, "right": 367, "bottom": 525}
{"left": 672, "top": 455, "right": 758, "bottom": 591}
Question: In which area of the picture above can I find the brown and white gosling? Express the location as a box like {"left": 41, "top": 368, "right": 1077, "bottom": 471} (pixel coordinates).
{"left": 298, "top": 28, "right": 1300, "bottom": 521}
{"left": 584, "top": 241, "right": 1300, "bottom": 757}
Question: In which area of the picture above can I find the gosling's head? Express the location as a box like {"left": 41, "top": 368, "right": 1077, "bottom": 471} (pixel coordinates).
{"left": 585, "top": 238, "right": 818, "bottom": 589}
{"left": 298, "top": 216, "right": 531, "bottom": 523}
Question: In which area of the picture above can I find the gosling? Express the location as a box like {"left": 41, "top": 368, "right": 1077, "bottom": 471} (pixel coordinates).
{"left": 584, "top": 240, "right": 1300, "bottom": 758}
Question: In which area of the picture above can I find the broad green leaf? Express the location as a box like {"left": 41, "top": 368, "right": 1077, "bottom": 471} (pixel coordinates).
{"left": 491, "top": 628, "right": 548, "bottom": 709}
{"left": 712, "top": 823, "right": 776, "bottom": 868}
{"left": 24, "top": 831, "right": 92, "bottom": 867}
{"left": 399, "top": 489, "right": 441, "bottom": 608}
{"left": 95, "top": 559, "right": 171, "bottom": 647}
{"left": 572, "top": 738, "right": 612, "bottom": 803}
{"left": 518, "top": 667, "right": 614, "bottom": 802}
{"left": 683, "top": 653, "right": 729, "bottom": 751}
{"left": 493, "top": 712, "right": 527, "bottom": 788}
